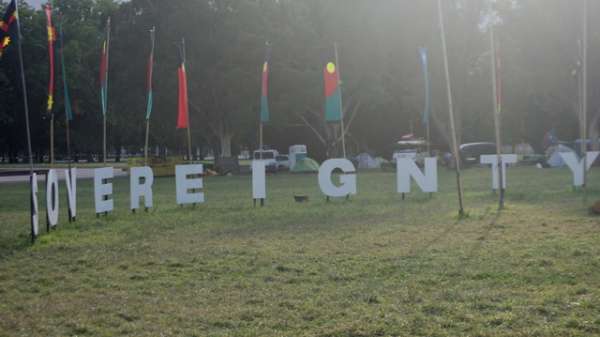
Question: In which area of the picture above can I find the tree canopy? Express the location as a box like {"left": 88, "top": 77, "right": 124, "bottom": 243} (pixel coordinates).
{"left": 0, "top": 0, "right": 597, "bottom": 162}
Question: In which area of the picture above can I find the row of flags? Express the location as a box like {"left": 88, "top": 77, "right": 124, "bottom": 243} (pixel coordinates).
{"left": 2, "top": 0, "right": 431, "bottom": 160}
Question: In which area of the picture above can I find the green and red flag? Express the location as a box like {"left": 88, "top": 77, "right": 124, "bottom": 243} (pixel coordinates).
{"left": 0, "top": 0, "right": 16, "bottom": 59}
{"left": 99, "top": 18, "right": 110, "bottom": 116}
{"left": 176, "top": 41, "right": 189, "bottom": 129}
{"left": 324, "top": 61, "right": 342, "bottom": 122}
{"left": 145, "top": 27, "right": 155, "bottom": 120}
{"left": 260, "top": 44, "right": 271, "bottom": 123}
{"left": 44, "top": 3, "right": 56, "bottom": 113}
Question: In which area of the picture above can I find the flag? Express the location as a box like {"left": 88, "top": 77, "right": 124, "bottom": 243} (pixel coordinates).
{"left": 0, "top": 0, "right": 16, "bottom": 59}
{"left": 99, "top": 18, "right": 110, "bottom": 116}
{"left": 59, "top": 18, "right": 72, "bottom": 121}
{"left": 45, "top": 4, "right": 56, "bottom": 113}
{"left": 145, "top": 27, "right": 155, "bottom": 120}
{"left": 176, "top": 41, "right": 189, "bottom": 129}
{"left": 260, "top": 44, "right": 271, "bottom": 123}
{"left": 324, "top": 61, "right": 342, "bottom": 122}
{"left": 419, "top": 47, "right": 431, "bottom": 127}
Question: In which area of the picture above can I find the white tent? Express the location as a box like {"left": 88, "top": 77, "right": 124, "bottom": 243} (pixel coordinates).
{"left": 355, "top": 153, "right": 382, "bottom": 169}
{"left": 546, "top": 144, "right": 575, "bottom": 168}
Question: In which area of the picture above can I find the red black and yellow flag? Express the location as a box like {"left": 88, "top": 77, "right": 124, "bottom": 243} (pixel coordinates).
{"left": 45, "top": 3, "right": 56, "bottom": 113}
{"left": 0, "top": 0, "right": 17, "bottom": 59}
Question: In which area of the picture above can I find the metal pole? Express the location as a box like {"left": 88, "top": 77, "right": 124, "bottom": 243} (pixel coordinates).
{"left": 50, "top": 114, "right": 54, "bottom": 165}
{"left": 334, "top": 42, "right": 347, "bottom": 158}
{"left": 490, "top": 22, "right": 505, "bottom": 209}
{"left": 581, "top": 0, "right": 588, "bottom": 190}
{"left": 144, "top": 27, "right": 155, "bottom": 167}
{"left": 186, "top": 124, "right": 192, "bottom": 162}
{"left": 426, "top": 121, "right": 431, "bottom": 156}
{"left": 181, "top": 38, "right": 192, "bottom": 163}
{"left": 259, "top": 122, "right": 263, "bottom": 157}
{"left": 144, "top": 119, "right": 150, "bottom": 165}
{"left": 437, "top": 0, "right": 465, "bottom": 216}
{"left": 103, "top": 17, "right": 111, "bottom": 165}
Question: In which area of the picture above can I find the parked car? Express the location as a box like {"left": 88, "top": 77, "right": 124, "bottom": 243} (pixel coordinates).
{"left": 253, "top": 149, "right": 279, "bottom": 172}
{"left": 444, "top": 142, "right": 497, "bottom": 168}
{"left": 276, "top": 154, "right": 290, "bottom": 171}
{"left": 392, "top": 139, "right": 428, "bottom": 166}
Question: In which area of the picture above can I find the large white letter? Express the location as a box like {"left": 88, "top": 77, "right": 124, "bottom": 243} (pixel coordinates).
{"left": 397, "top": 157, "right": 438, "bottom": 193}
{"left": 46, "top": 169, "right": 59, "bottom": 228}
{"left": 31, "top": 174, "right": 39, "bottom": 238}
{"left": 130, "top": 166, "right": 154, "bottom": 211}
{"left": 64, "top": 168, "right": 77, "bottom": 220}
{"left": 560, "top": 151, "right": 600, "bottom": 187}
{"left": 252, "top": 160, "right": 266, "bottom": 200}
{"left": 318, "top": 159, "right": 357, "bottom": 198}
{"left": 94, "top": 167, "right": 114, "bottom": 214}
{"left": 480, "top": 154, "right": 518, "bottom": 190}
{"left": 176, "top": 164, "right": 204, "bottom": 205}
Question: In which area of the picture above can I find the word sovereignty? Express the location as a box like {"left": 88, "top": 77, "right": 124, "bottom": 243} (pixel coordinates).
{"left": 30, "top": 152, "right": 598, "bottom": 240}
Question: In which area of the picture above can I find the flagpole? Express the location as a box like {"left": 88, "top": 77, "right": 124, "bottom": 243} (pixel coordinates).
{"left": 581, "top": 0, "right": 588, "bottom": 191}
{"left": 181, "top": 38, "right": 192, "bottom": 162}
{"left": 103, "top": 17, "right": 111, "bottom": 165}
{"left": 437, "top": 0, "right": 465, "bottom": 216}
{"left": 44, "top": 3, "right": 55, "bottom": 165}
{"left": 490, "top": 19, "right": 505, "bottom": 209}
{"left": 14, "top": 1, "right": 36, "bottom": 243}
{"left": 259, "top": 123, "right": 263, "bottom": 155}
{"left": 144, "top": 27, "right": 155, "bottom": 166}
{"left": 58, "top": 16, "right": 71, "bottom": 168}
{"left": 419, "top": 47, "right": 432, "bottom": 156}
{"left": 334, "top": 42, "right": 347, "bottom": 158}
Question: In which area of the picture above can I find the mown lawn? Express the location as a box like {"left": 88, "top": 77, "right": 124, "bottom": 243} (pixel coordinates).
{"left": 1, "top": 166, "right": 600, "bottom": 336}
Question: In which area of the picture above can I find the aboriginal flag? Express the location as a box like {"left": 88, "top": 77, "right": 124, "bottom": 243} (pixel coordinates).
{"left": 0, "top": 0, "right": 17, "bottom": 59}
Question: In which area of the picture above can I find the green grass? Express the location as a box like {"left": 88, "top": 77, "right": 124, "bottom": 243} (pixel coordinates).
{"left": 1, "top": 167, "right": 600, "bottom": 336}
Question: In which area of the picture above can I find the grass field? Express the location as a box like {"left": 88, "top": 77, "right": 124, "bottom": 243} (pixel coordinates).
{"left": 1, "top": 167, "right": 600, "bottom": 336}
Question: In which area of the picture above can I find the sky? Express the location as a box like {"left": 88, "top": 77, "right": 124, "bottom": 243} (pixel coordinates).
{"left": 27, "top": 0, "right": 126, "bottom": 8}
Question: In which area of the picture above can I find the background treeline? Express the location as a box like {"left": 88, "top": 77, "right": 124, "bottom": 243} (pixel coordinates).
{"left": 0, "top": 0, "right": 598, "bottom": 162}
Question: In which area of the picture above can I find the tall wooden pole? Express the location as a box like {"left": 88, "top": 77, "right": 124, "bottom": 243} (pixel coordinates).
{"left": 437, "top": 0, "right": 465, "bottom": 216}
{"left": 334, "top": 42, "right": 347, "bottom": 158}
{"left": 581, "top": 0, "right": 588, "bottom": 190}
{"left": 15, "top": 1, "right": 36, "bottom": 243}
{"left": 490, "top": 22, "right": 505, "bottom": 209}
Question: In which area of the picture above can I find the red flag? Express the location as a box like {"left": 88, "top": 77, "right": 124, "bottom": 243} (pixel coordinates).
{"left": 176, "top": 63, "right": 189, "bottom": 129}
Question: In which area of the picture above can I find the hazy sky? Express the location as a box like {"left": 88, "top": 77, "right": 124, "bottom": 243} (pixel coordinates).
{"left": 27, "top": 0, "right": 45, "bottom": 7}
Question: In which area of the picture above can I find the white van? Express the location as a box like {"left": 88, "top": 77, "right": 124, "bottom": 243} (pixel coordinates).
{"left": 253, "top": 149, "right": 279, "bottom": 172}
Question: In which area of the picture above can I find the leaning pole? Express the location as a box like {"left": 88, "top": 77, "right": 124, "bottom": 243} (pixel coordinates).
{"left": 437, "top": 0, "right": 465, "bottom": 216}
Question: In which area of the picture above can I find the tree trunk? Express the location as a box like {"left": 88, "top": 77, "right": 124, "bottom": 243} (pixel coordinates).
{"left": 219, "top": 133, "right": 233, "bottom": 158}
